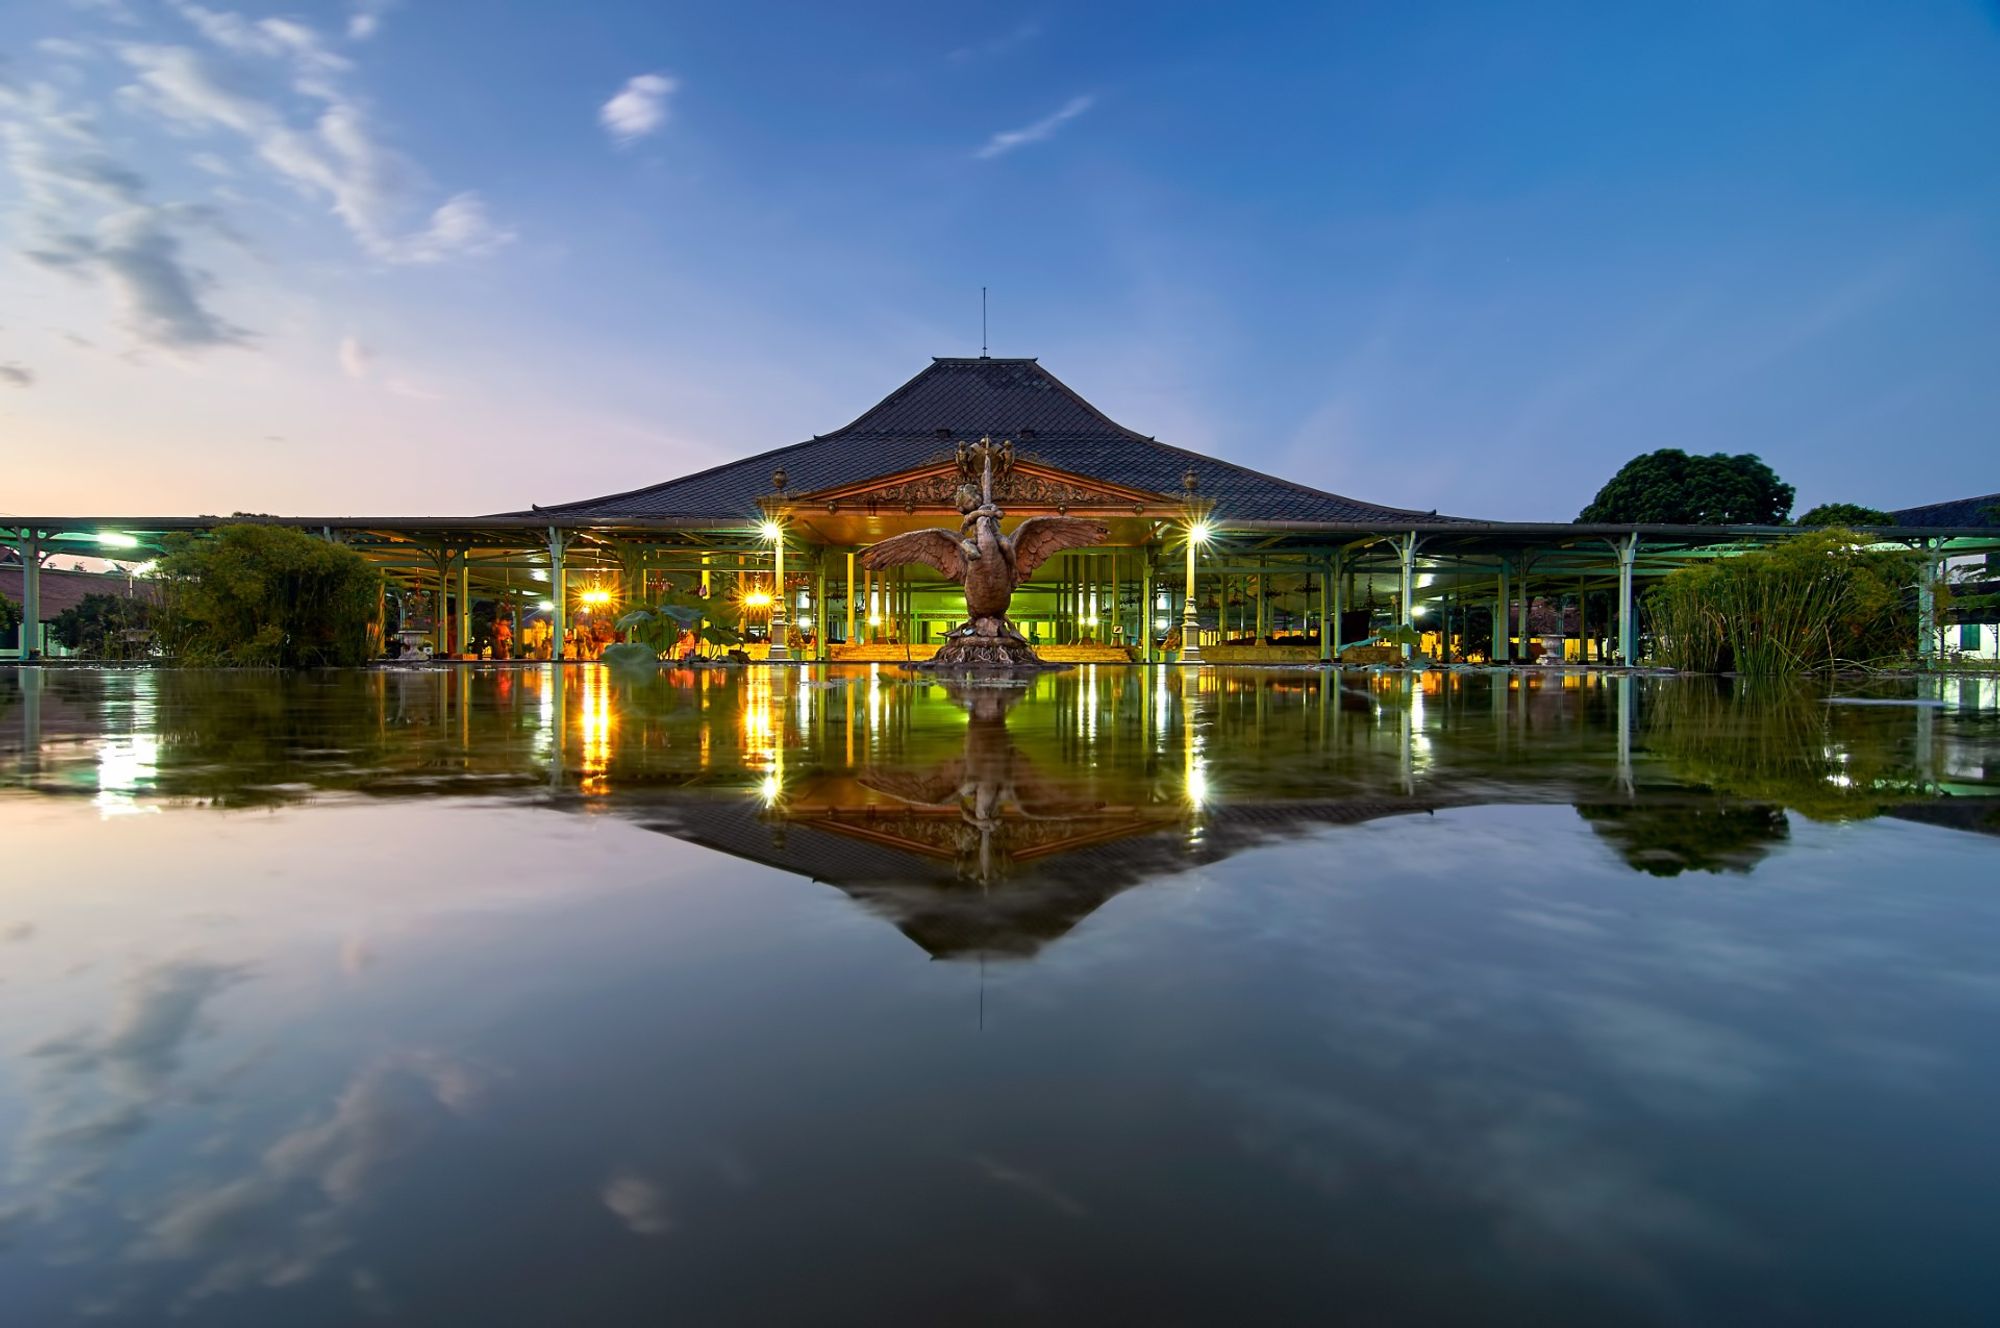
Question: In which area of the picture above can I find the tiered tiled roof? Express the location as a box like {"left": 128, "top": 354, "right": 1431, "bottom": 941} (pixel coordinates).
{"left": 508, "top": 357, "right": 1461, "bottom": 525}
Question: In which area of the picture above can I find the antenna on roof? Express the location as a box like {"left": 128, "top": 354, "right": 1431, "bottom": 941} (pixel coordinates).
{"left": 981, "top": 286, "right": 988, "bottom": 358}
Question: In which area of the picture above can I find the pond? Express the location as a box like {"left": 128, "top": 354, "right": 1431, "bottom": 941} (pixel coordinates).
{"left": 1, "top": 665, "right": 1997, "bottom": 1325}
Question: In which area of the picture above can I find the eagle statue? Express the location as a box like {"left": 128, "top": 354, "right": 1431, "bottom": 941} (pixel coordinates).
{"left": 861, "top": 438, "right": 1107, "bottom": 669}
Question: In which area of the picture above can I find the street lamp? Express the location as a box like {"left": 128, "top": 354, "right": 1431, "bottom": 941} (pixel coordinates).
{"left": 761, "top": 518, "right": 789, "bottom": 661}
{"left": 1181, "top": 520, "right": 1212, "bottom": 665}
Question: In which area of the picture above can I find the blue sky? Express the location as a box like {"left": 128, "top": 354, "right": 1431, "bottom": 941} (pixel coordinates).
{"left": 3, "top": 0, "right": 1997, "bottom": 520}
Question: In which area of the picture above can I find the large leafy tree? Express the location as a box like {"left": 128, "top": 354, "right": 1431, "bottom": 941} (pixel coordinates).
{"left": 154, "top": 523, "right": 380, "bottom": 668}
{"left": 1578, "top": 449, "right": 1794, "bottom": 525}
{"left": 0, "top": 592, "right": 19, "bottom": 635}
{"left": 1796, "top": 502, "right": 1892, "bottom": 528}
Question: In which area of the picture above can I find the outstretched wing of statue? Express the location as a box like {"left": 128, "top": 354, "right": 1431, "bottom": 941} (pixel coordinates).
{"left": 1006, "top": 516, "right": 1109, "bottom": 579}
{"left": 861, "top": 528, "right": 968, "bottom": 580}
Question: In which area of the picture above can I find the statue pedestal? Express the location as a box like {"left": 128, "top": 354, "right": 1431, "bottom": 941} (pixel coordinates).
{"left": 913, "top": 618, "right": 1068, "bottom": 672}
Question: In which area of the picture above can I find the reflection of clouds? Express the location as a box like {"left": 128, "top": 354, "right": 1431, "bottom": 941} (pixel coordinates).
{"left": 129, "top": 1052, "right": 490, "bottom": 1307}
{"left": 1220, "top": 1072, "right": 1748, "bottom": 1298}
{"left": 970, "top": 1154, "right": 1089, "bottom": 1219}
{"left": 602, "top": 1171, "right": 673, "bottom": 1236}
{"left": 13, "top": 960, "right": 249, "bottom": 1200}
{"left": 31, "top": 960, "right": 247, "bottom": 1093}
{"left": 4, "top": 922, "right": 33, "bottom": 942}
{"left": 1554, "top": 996, "right": 1785, "bottom": 1114}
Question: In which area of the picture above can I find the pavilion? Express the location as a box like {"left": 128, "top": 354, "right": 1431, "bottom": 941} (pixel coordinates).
{"left": 6, "top": 356, "right": 1998, "bottom": 663}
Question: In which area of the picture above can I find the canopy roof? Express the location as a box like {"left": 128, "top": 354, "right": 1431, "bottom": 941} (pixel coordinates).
{"left": 511, "top": 356, "right": 1466, "bottom": 526}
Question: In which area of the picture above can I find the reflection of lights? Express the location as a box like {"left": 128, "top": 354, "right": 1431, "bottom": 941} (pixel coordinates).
{"left": 578, "top": 664, "right": 613, "bottom": 791}
{"left": 1186, "top": 760, "right": 1209, "bottom": 808}
{"left": 760, "top": 773, "right": 781, "bottom": 805}
{"left": 96, "top": 531, "right": 140, "bottom": 548}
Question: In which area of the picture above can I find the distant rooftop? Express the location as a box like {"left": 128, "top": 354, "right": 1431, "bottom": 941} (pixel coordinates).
{"left": 506, "top": 357, "right": 1465, "bottom": 526}
{"left": 1893, "top": 492, "right": 2000, "bottom": 529}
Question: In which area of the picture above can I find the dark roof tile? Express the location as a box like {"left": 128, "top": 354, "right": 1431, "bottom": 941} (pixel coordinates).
{"left": 507, "top": 358, "right": 1465, "bottom": 526}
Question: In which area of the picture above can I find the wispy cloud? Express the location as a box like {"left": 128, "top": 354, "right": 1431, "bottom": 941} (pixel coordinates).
{"left": 347, "top": 0, "right": 396, "bottom": 42}
{"left": 948, "top": 21, "right": 1043, "bottom": 63}
{"left": 117, "top": 23, "right": 512, "bottom": 264}
{"left": 2, "top": 76, "right": 252, "bottom": 350}
{"left": 974, "top": 94, "right": 1093, "bottom": 159}
{"left": 0, "top": 362, "right": 35, "bottom": 387}
{"left": 600, "top": 72, "right": 676, "bottom": 145}
{"left": 337, "top": 334, "right": 369, "bottom": 379}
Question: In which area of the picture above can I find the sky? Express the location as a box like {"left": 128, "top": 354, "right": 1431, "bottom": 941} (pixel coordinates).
{"left": 2, "top": 0, "right": 1997, "bottom": 522}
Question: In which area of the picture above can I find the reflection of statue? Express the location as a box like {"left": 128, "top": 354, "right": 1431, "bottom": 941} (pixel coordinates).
{"left": 859, "top": 681, "right": 1100, "bottom": 884}
{"left": 862, "top": 438, "right": 1106, "bottom": 669}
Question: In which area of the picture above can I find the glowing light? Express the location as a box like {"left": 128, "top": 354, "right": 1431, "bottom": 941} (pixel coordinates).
{"left": 1188, "top": 521, "right": 1213, "bottom": 545}
{"left": 758, "top": 520, "right": 783, "bottom": 543}
{"left": 743, "top": 590, "right": 773, "bottom": 609}
{"left": 538, "top": 599, "right": 556, "bottom": 611}
{"left": 867, "top": 614, "right": 881, "bottom": 626}
{"left": 1411, "top": 603, "right": 1429, "bottom": 619}
{"left": 1084, "top": 615, "right": 1098, "bottom": 627}
{"left": 796, "top": 615, "right": 813, "bottom": 629}
{"left": 580, "top": 588, "right": 613, "bottom": 607}
{"left": 530, "top": 569, "right": 550, "bottom": 582}
{"left": 95, "top": 531, "right": 140, "bottom": 549}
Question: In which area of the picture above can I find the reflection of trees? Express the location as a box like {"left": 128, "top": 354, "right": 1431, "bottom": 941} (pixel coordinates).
{"left": 1644, "top": 677, "right": 1931, "bottom": 822}
{"left": 1576, "top": 802, "right": 1789, "bottom": 877}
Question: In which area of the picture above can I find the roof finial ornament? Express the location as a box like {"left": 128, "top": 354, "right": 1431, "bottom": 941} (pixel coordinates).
{"left": 771, "top": 467, "right": 788, "bottom": 493}
{"left": 1182, "top": 467, "right": 1200, "bottom": 496}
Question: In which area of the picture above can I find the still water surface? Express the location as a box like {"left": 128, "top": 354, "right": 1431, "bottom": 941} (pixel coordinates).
{"left": 1, "top": 665, "right": 1997, "bottom": 1325}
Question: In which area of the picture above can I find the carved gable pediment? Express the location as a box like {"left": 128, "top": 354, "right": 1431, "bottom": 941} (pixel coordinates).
{"left": 783, "top": 461, "right": 1176, "bottom": 517}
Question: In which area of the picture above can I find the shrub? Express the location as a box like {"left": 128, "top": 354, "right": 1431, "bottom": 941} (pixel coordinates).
{"left": 154, "top": 524, "right": 380, "bottom": 668}
{"left": 0, "top": 592, "right": 19, "bottom": 635}
{"left": 51, "top": 592, "right": 154, "bottom": 659}
{"left": 1647, "top": 528, "right": 1917, "bottom": 674}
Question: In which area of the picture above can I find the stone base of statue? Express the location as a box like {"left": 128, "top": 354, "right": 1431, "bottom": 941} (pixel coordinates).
{"left": 914, "top": 617, "right": 1068, "bottom": 672}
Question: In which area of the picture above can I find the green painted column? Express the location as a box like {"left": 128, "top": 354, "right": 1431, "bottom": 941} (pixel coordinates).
{"left": 1494, "top": 561, "right": 1510, "bottom": 662}
{"left": 1616, "top": 534, "right": 1638, "bottom": 664}
{"left": 20, "top": 531, "right": 42, "bottom": 660}
{"left": 814, "top": 558, "right": 829, "bottom": 661}
{"left": 547, "top": 528, "right": 568, "bottom": 660}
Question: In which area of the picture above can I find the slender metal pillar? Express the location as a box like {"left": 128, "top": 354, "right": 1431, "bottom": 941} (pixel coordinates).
{"left": 1180, "top": 527, "right": 1203, "bottom": 664}
{"left": 767, "top": 530, "right": 790, "bottom": 661}
{"left": 1917, "top": 541, "right": 1938, "bottom": 666}
{"left": 1319, "top": 557, "right": 1333, "bottom": 663}
{"left": 845, "top": 550, "right": 856, "bottom": 645}
{"left": 455, "top": 553, "right": 472, "bottom": 658}
{"left": 547, "top": 528, "right": 568, "bottom": 660}
{"left": 1255, "top": 568, "right": 1267, "bottom": 643}
{"left": 1616, "top": 534, "right": 1638, "bottom": 664}
{"left": 1516, "top": 556, "right": 1531, "bottom": 661}
{"left": 814, "top": 559, "right": 829, "bottom": 661}
{"left": 1397, "top": 532, "right": 1418, "bottom": 660}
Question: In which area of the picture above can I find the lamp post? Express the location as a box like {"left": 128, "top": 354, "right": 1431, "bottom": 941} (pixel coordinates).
{"left": 1181, "top": 520, "right": 1210, "bottom": 664}
{"left": 761, "top": 519, "right": 789, "bottom": 661}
